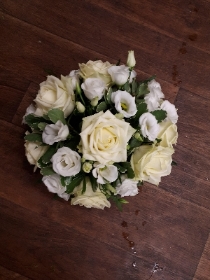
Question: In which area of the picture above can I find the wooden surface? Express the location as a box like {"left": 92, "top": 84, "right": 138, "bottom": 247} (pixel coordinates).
{"left": 0, "top": 0, "right": 210, "bottom": 279}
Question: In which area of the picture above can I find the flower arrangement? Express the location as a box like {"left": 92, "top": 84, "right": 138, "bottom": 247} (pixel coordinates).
{"left": 23, "top": 51, "right": 178, "bottom": 210}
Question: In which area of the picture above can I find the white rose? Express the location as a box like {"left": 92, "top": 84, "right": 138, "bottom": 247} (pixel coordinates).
{"left": 24, "top": 141, "right": 48, "bottom": 170}
{"left": 22, "top": 104, "right": 36, "bottom": 124}
{"left": 42, "top": 120, "right": 69, "bottom": 145}
{"left": 131, "top": 145, "right": 174, "bottom": 185}
{"left": 111, "top": 90, "right": 137, "bottom": 118}
{"left": 139, "top": 112, "right": 160, "bottom": 141}
{"left": 108, "top": 65, "right": 130, "bottom": 85}
{"left": 68, "top": 70, "right": 80, "bottom": 90}
{"left": 127, "top": 50, "right": 136, "bottom": 68}
{"left": 79, "top": 60, "right": 113, "bottom": 86}
{"left": 160, "top": 100, "right": 178, "bottom": 124}
{"left": 92, "top": 163, "right": 118, "bottom": 184}
{"left": 34, "top": 75, "right": 75, "bottom": 117}
{"left": 144, "top": 80, "right": 165, "bottom": 111}
{"left": 157, "top": 121, "right": 178, "bottom": 148}
{"left": 71, "top": 178, "right": 111, "bottom": 209}
{"left": 81, "top": 78, "right": 106, "bottom": 100}
{"left": 80, "top": 110, "right": 136, "bottom": 164}
{"left": 51, "top": 147, "right": 81, "bottom": 177}
{"left": 42, "top": 174, "right": 70, "bottom": 201}
{"left": 116, "top": 175, "right": 139, "bottom": 197}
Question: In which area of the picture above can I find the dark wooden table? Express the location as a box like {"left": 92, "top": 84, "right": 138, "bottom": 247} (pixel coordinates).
{"left": 0, "top": 1, "right": 210, "bottom": 279}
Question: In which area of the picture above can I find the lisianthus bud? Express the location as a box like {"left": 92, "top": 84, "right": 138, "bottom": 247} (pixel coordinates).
{"left": 91, "top": 97, "right": 98, "bottom": 107}
{"left": 106, "top": 184, "right": 116, "bottom": 194}
{"left": 134, "top": 132, "right": 143, "bottom": 141}
{"left": 82, "top": 162, "right": 92, "bottom": 173}
{"left": 127, "top": 50, "right": 136, "bottom": 68}
{"left": 115, "top": 113, "right": 124, "bottom": 120}
{"left": 76, "top": 101, "right": 85, "bottom": 113}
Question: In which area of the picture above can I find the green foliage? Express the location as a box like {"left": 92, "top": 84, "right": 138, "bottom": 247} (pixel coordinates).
{"left": 40, "top": 167, "right": 55, "bottom": 176}
{"left": 120, "top": 162, "right": 135, "bottom": 179}
{"left": 65, "top": 173, "right": 85, "bottom": 194}
{"left": 89, "top": 175, "right": 98, "bottom": 192}
{"left": 96, "top": 101, "right": 107, "bottom": 112}
{"left": 24, "top": 133, "right": 42, "bottom": 143}
{"left": 48, "top": 108, "right": 66, "bottom": 124}
{"left": 110, "top": 195, "right": 128, "bottom": 211}
{"left": 151, "top": 109, "right": 167, "bottom": 123}
{"left": 39, "top": 144, "right": 57, "bottom": 164}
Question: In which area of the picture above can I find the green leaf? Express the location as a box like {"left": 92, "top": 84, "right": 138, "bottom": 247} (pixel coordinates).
{"left": 25, "top": 114, "right": 48, "bottom": 130}
{"left": 65, "top": 173, "right": 85, "bottom": 194}
{"left": 123, "top": 82, "right": 131, "bottom": 93}
{"left": 134, "top": 102, "right": 148, "bottom": 120}
{"left": 129, "top": 137, "right": 142, "bottom": 150}
{"left": 105, "top": 87, "right": 113, "bottom": 105}
{"left": 38, "top": 122, "right": 47, "bottom": 131}
{"left": 89, "top": 175, "right": 98, "bottom": 192}
{"left": 24, "top": 133, "right": 43, "bottom": 143}
{"left": 137, "top": 83, "right": 149, "bottom": 97}
{"left": 151, "top": 109, "right": 167, "bottom": 123}
{"left": 40, "top": 167, "right": 55, "bottom": 176}
{"left": 61, "top": 176, "right": 72, "bottom": 187}
{"left": 48, "top": 109, "right": 66, "bottom": 124}
{"left": 114, "top": 163, "right": 127, "bottom": 173}
{"left": 121, "top": 162, "right": 135, "bottom": 179}
{"left": 40, "top": 144, "right": 57, "bottom": 164}
{"left": 96, "top": 101, "right": 107, "bottom": 112}
{"left": 82, "top": 177, "right": 86, "bottom": 194}
{"left": 131, "top": 80, "right": 137, "bottom": 94}
{"left": 110, "top": 195, "right": 128, "bottom": 211}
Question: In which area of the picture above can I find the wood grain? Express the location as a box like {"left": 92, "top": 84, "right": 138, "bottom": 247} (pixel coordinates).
{"left": 0, "top": 0, "right": 210, "bottom": 279}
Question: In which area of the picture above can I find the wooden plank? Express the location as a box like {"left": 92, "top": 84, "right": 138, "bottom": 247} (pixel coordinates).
{"left": 0, "top": 265, "right": 31, "bottom": 280}
{"left": 193, "top": 233, "right": 210, "bottom": 280}
{"left": 1, "top": 1, "right": 210, "bottom": 98}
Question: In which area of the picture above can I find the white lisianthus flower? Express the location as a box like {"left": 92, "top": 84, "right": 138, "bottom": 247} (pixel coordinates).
{"left": 42, "top": 174, "right": 70, "bottom": 201}
{"left": 51, "top": 147, "right": 81, "bottom": 177}
{"left": 111, "top": 90, "right": 137, "bottom": 118}
{"left": 116, "top": 175, "right": 139, "bottom": 197}
{"left": 127, "top": 50, "right": 136, "bottom": 68}
{"left": 34, "top": 75, "right": 75, "bottom": 117}
{"left": 157, "top": 121, "right": 178, "bottom": 148}
{"left": 22, "top": 104, "right": 36, "bottom": 124}
{"left": 68, "top": 70, "right": 80, "bottom": 90}
{"left": 131, "top": 145, "right": 174, "bottom": 185}
{"left": 92, "top": 163, "right": 118, "bottom": 184}
{"left": 42, "top": 120, "right": 69, "bottom": 145}
{"left": 129, "top": 70, "right": 137, "bottom": 83}
{"left": 81, "top": 78, "right": 106, "bottom": 101}
{"left": 71, "top": 178, "right": 111, "bottom": 209}
{"left": 108, "top": 65, "right": 130, "bottom": 85}
{"left": 24, "top": 141, "right": 48, "bottom": 170}
{"left": 80, "top": 110, "right": 136, "bottom": 164}
{"left": 160, "top": 100, "right": 178, "bottom": 124}
{"left": 139, "top": 112, "right": 160, "bottom": 141}
{"left": 144, "top": 80, "right": 165, "bottom": 111}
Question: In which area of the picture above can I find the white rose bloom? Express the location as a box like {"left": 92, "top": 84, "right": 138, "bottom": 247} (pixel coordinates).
{"left": 160, "top": 100, "right": 178, "bottom": 124}
{"left": 116, "top": 175, "right": 139, "bottom": 197}
{"left": 111, "top": 90, "right": 137, "bottom": 118}
{"left": 157, "top": 121, "right": 178, "bottom": 148}
{"left": 81, "top": 77, "right": 106, "bottom": 100}
{"left": 51, "top": 147, "right": 81, "bottom": 177}
{"left": 144, "top": 80, "right": 165, "bottom": 111}
{"left": 22, "top": 104, "right": 36, "bottom": 124}
{"left": 71, "top": 178, "right": 111, "bottom": 209}
{"left": 131, "top": 145, "right": 174, "bottom": 185}
{"left": 139, "top": 112, "right": 160, "bottom": 141}
{"left": 108, "top": 65, "right": 130, "bottom": 85}
{"left": 80, "top": 110, "right": 136, "bottom": 164}
{"left": 42, "top": 174, "right": 70, "bottom": 201}
{"left": 42, "top": 120, "right": 69, "bottom": 145}
{"left": 68, "top": 70, "right": 80, "bottom": 90}
{"left": 34, "top": 75, "right": 75, "bottom": 117}
{"left": 92, "top": 163, "right": 118, "bottom": 184}
{"left": 24, "top": 141, "right": 48, "bottom": 170}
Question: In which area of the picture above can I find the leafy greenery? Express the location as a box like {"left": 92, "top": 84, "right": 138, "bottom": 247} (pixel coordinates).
{"left": 110, "top": 195, "right": 128, "bottom": 211}
{"left": 40, "top": 167, "right": 55, "bottom": 176}
{"left": 151, "top": 109, "right": 167, "bottom": 123}
{"left": 65, "top": 173, "right": 85, "bottom": 194}
{"left": 48, "top": 109, "right": 66, "bottom": 124}
{"left": 24, "top": 133, "right": 42, "bottom": 143}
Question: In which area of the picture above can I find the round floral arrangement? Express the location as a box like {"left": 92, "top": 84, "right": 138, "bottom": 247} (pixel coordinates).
{"left": 23, "top": 51, "right": 178, "bottom": 210}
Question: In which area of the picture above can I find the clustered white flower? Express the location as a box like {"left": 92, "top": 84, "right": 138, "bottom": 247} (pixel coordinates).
{"left": 23, "top": 50, "right": 178, "bottom": 210}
